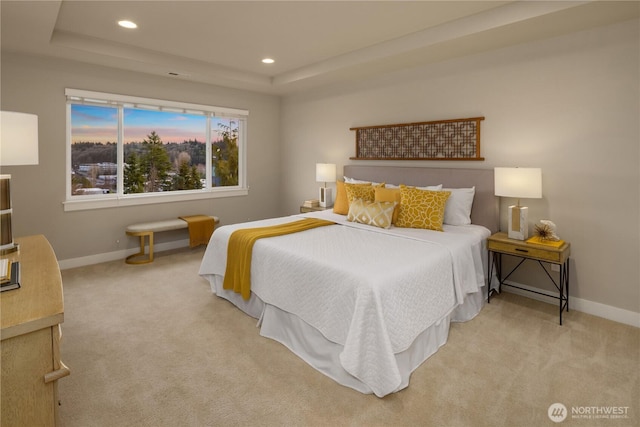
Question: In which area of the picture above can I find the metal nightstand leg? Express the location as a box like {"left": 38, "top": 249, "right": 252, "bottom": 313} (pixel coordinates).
{"left": 487, "top": 251, "right": 502, "bottom": 303}
{"left": 538, "top": 258, "right": 570, "bottom": 325}
{"left": 558, "top": 258, "right": 570, "bottom": 325}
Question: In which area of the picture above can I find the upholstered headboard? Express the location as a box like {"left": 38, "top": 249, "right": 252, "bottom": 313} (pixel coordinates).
{"left": 343, "top": 165, "right": 499, "bottom": 233}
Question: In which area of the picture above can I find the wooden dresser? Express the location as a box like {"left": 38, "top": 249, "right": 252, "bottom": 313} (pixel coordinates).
{"left": 1, "top": 235, "right": 70, "bottom": 426}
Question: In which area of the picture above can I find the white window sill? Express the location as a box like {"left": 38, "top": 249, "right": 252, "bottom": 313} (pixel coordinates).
{"left": 63, "top": 187, "right": 248, "bottom": 212}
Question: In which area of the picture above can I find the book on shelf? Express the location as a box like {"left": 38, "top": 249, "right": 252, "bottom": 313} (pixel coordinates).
{"left": 303, "top": 199, "right": 320, "bottom": 208}
{"left": 0, "top": 260, "right": 20, "bottom": 292}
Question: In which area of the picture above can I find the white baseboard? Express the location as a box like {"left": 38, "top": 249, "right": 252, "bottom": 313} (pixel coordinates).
{"left": 58, "top": 239, "right": 191, "bottom": 270}
{"left": 502, "top": 280, "right": 640, "bottom": 328}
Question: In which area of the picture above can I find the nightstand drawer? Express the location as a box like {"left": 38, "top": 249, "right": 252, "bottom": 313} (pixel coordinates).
{"left": 488, "top": 240, "right": 564, "bottom": 263}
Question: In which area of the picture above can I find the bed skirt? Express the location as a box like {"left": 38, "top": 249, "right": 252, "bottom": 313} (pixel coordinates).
{"left": 206, "top": 275, "right": 486, "bottom": 396}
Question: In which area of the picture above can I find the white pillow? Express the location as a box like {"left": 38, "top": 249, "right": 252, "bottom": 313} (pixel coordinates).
{"left": 443, "top": 187, "right": 475, "bottom": 226}
{"left": 344, "top": 176, "right": 374, "bottom": 184}
{"left": 344, "top": 176, "right": 396, "bottom": 186}
{"left": 417, "top": 184, "right": 442, "bottom": 191}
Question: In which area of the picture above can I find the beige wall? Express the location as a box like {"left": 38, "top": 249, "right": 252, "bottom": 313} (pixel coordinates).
{"left": 280, "top": 20, "right": 640, "bottom": 316}
{"left": 1, "top": 53, "right": 282, "bottom": 261}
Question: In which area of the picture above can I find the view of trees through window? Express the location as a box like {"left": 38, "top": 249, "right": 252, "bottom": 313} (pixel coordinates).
{"left": 70, "top": 104, "right": 240, "bottom": 197}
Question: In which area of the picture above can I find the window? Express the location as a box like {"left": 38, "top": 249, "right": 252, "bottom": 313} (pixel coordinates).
{"left": 64, "top": 89, "right": 248, "bottom": 211}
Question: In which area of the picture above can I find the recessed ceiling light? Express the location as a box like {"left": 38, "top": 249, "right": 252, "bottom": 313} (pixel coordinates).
{"left": 118, "top": 20, "right": 137, "bottom": 29}
{"left": 261, "top": 58, "right": 275, "bottom": 64}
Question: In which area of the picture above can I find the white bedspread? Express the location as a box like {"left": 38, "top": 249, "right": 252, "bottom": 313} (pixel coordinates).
{"left": 199, "top": 210, "right": 490, "bottom": 397}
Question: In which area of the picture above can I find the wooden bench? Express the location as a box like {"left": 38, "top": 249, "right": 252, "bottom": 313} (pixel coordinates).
{"left": 125, "top": 216, "right": 219, "bottom": 264}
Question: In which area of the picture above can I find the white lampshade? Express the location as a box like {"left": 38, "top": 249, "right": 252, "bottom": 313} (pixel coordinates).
{"left": 494, "top": 167, "right": 542, "bottom": 200}
{"left": 1, "top": 111, "right": 39, "bottom": 166}
{"left": 316, "top": 163, "right": 336, "bottom": 184}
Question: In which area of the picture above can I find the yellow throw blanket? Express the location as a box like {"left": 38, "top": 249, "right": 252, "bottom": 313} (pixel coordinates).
{"left": 179, "top": 215, "right": 216, "bottom": 247}
{"left": 223, "top": 218, "right": 335, "bottom": 300}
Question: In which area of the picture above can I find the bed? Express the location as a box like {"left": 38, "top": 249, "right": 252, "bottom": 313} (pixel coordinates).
{"left": 199, "top": 166, "right": 499, "bottom": 397}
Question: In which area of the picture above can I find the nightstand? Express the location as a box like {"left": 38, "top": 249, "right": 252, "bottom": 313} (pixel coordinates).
{"left": 487, "top": 232, "right": 571, "bottom": 325}
{"left": 300, "top": 205, "right": 330, "bottom": 213}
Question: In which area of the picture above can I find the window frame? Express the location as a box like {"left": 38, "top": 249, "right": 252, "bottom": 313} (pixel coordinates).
{"left": 63, "top": 89, "right": 248, "bottom": 212}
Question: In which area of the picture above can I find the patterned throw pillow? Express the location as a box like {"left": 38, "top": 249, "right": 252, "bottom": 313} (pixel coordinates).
{"left": 374, "top": 187, "right": 401, "bottom": 224}
{"left": 344, "top": 182, "right": 384, "bottom": 206}
{"left": 347, "top": 199, "right": 396, "bottom": 229}
{"left": 395, "top": 185, "right": 451, "bottom": 231}
{"left": 333, "top": 181, "right": 371, "bottom": 215}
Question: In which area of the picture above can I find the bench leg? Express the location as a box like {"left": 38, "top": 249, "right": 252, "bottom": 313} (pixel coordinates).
{"left": 125, "top": 231, "right": 154, "bottom": 264}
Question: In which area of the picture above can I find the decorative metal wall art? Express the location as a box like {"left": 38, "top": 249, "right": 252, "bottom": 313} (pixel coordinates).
{"left": 350, "top": 117, "right": 485, "bottom": 160}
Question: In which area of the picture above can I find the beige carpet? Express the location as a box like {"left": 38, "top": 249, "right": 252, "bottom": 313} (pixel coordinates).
{"left": 58, "top": 247, "right": 639, "bottom": 427}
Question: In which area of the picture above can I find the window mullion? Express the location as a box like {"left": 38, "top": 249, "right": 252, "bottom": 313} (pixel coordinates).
{"left": 206, "top": 114, "right": 212, "bottom": 188}
{"left": 117, "top": 106, "right": 124, "bottom": 196}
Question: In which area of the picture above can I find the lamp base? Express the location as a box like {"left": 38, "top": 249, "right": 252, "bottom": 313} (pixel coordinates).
{"left": 0, "top": 243, "right": 19, "bottom": 256}
{"left": 319, "top": 187, "right": 333, "bottom": 208}
{"left": 508, "top": 205, "right": 528, "bottom": 240}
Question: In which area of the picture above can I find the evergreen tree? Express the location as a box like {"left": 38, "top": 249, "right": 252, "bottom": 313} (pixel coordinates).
{"left": 189, "top": 166, "right": 203, "bottom": 189}
{"left": 171, "top": 151, "right": 202, "bottom": 190}
{"left": 172, "top": 158, "right": 191, "bottom": 190}
{"left": 141, "top": 131, "right": 172, "bottom": 192}
{"left": 124, "top": 152, "right": 145, "bottom": 193}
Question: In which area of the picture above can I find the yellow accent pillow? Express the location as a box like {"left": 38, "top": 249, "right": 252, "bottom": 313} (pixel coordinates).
{"left": 333, "top": 181, "right": 370, "bottom": 215}
{"left": 345, "top": 182, "right": 384, "bottom": 205}
{"left": 374, "top": 187, "right": 401, "bottom": 224}
{"left": 395, "top": 185, "right": 451, "bottom": 231}
{"left": 347, "top": 199, "right": 396, "bottom": 229}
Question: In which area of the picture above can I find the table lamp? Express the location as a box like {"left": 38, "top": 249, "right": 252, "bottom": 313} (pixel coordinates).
{"left": 316, "top": 163, "right": 336, "bottom": 208}
{"left": 1, "top": 111, "right": 40, "bottom": 255}
{"left": 494, "top": 167, "right": 542, "bottom": 240}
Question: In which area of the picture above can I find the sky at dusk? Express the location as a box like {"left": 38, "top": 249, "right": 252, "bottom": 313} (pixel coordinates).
{"left": 71, "top": 104, "right": 231, "bottom": 144}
